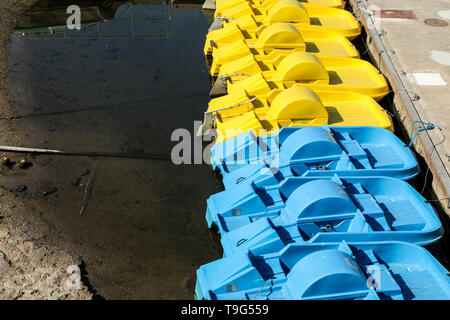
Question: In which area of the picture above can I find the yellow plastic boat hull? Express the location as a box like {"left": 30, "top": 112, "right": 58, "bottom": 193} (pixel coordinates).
{"left": 215, "top": 0, "right": 346, "bottom": 12}
{"left": 217, "top": 52, "right": 390, "bottom": 101}
{"left": 205, "top": 23, "right": 359, "bottom": 75}
{"left": 204, "top": 87, "right": 393, "bottom": 142}
{"left": 215, "top": 1, "right": 361, "bottom": 40}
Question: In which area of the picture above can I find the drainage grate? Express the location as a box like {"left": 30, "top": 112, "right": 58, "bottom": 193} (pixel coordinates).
{"left": 424, "top": 18, "right": 448, "bottom": 27}
{"left": 373, "top": 9, "right": 417, "bottom": 19}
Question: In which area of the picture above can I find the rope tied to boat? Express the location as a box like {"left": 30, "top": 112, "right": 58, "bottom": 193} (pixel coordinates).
{"left": 409, "top": 120, "right": 442, "bottom": 147}
{"left": 218, "top": 73, "right": 251, "bottom": 81}
{"left": 217, "top": 16, "right": 237, "bottom": 22}
{"left": 410, "top": 120, "right": 447, "bottom": 194}
{"left": 251, "top": 279, "right": 272, "bottom": 300}
{"left": 352, "top": 5, "right": 386, "bottom": 38}
{"left": 315, "top": 160, "right": 333, "bottom": 171}
{"left": 383, "top": 109, "right": 399, "bottom": 118}
{"left": 425, "top": 198, "right": 450, "bottom": 208}
{"left": 204, "top": 97, "right": 257, "bottom": 125}
{"left": 352, "top": 6, "right": 376, "bottom": 18}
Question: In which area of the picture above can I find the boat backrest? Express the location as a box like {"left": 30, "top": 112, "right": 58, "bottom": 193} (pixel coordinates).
{"left": 284, "top": 179, "right": 356, "bottom": 223}
{"left": 275, "top": 52, "right": 330, "bottom": 82}
{"left": 256, "top": 23, "right": 306, "bottom": 49}
{"left": 265, "top": 0, "right": 310, "bottom": 24}
{"left": 285, "top": 249, "right": 368, "bottom": 299}
{"left": 265, "top": 87, "right": 328, "bottom": 121}
{"left": 279, "top": 126, "right": 342, "bottom": 166}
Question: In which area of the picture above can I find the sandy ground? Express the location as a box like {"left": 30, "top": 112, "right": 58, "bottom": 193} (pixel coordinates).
{"left": 0, "top": 0, "right": 92, "bottom": 300}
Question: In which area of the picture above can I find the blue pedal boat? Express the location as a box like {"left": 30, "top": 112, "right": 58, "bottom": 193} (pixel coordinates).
{"left": 206, "top": 176, "right": 443, "bottom": 248}
{"left": 195, "top": 241, "right": 450, "bottom": 300}
{"left": 210, "top": 126, "right": 419, "bottom": 190}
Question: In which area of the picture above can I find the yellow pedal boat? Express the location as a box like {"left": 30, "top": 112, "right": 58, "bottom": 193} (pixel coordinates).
{"left": 213, "top": 0, "right": 361, "bottom": 40}
{"left": 215, "top": 52, "right": 389, "bottom": 101}
{"left": 206, "top": 23, "right": 359, "bottom": 75}
{"left": 215, "top": 0, "right": 346, "bottom": 12}
{"left": 200, "top": 87, "right": 393, "bottom": 142}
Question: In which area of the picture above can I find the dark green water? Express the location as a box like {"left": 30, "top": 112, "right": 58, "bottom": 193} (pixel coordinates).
{"left": 5, "top": 0, "right": 221, "bottom": 299}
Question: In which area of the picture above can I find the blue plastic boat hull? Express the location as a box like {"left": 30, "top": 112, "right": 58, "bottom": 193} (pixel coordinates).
{"left": 206, "top": 176, "right": 443, "bottom": 250}
{"left": 210, "top": 126, "right": 419, "bottom": 190}
{"left": 195, "top": 241, "right": 450, "bottom": 300}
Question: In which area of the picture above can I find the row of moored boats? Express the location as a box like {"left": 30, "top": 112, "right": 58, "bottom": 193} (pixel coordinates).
{"left": 194, "top": 0, "right": 450, "bottom": 300}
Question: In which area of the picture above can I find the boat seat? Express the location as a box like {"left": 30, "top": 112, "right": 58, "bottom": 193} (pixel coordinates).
{"left": 369, "top": 145, "right": 404, "bottom": 169}
{"left": 352, "top": 193, "right": 384, "bottom": 215}
{"left": 339, "top": 139, "right": 368, "bottom": 160}
{"left": 361, "top": 262, "right": 402, "bottom": 295}
{"left": 384, "top": 199, "right": 426, "bottom": 231}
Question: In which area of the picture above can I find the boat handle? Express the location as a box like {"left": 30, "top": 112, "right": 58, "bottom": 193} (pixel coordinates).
{"left": 236, "top": 238, "right": 248, "bottom": 247}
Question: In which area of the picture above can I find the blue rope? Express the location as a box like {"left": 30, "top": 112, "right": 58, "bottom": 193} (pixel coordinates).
{"left": 408, "top": 120, "right": 442, "bottom": 147}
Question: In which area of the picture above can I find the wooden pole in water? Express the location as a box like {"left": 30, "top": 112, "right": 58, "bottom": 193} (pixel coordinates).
{"left": 0, "top": 145, "right": 171, "bottom": 161}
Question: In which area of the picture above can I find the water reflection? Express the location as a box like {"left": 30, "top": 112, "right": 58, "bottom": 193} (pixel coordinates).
{"left": 14, "top": 0, "right": 207, "bottom": 39}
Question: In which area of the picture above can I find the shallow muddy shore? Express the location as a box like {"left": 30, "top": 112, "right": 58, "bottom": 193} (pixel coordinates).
{"left": 0, "top": 190, "right": 93, "bottom": 299}
{"left": 0, "top": 0, "right": 93, "bottom": 299}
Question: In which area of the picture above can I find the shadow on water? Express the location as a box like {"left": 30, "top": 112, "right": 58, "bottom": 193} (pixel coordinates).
{"left": 79, "top": 260, "right": 105, "bottom": 300}
{"left": 4, "top": 0, "right": 223, "bottom": 299}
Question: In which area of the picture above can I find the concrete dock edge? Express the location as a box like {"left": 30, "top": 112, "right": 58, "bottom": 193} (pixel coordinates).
{"left": 348, "top": 0, "right": 450, "bottom": 216}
